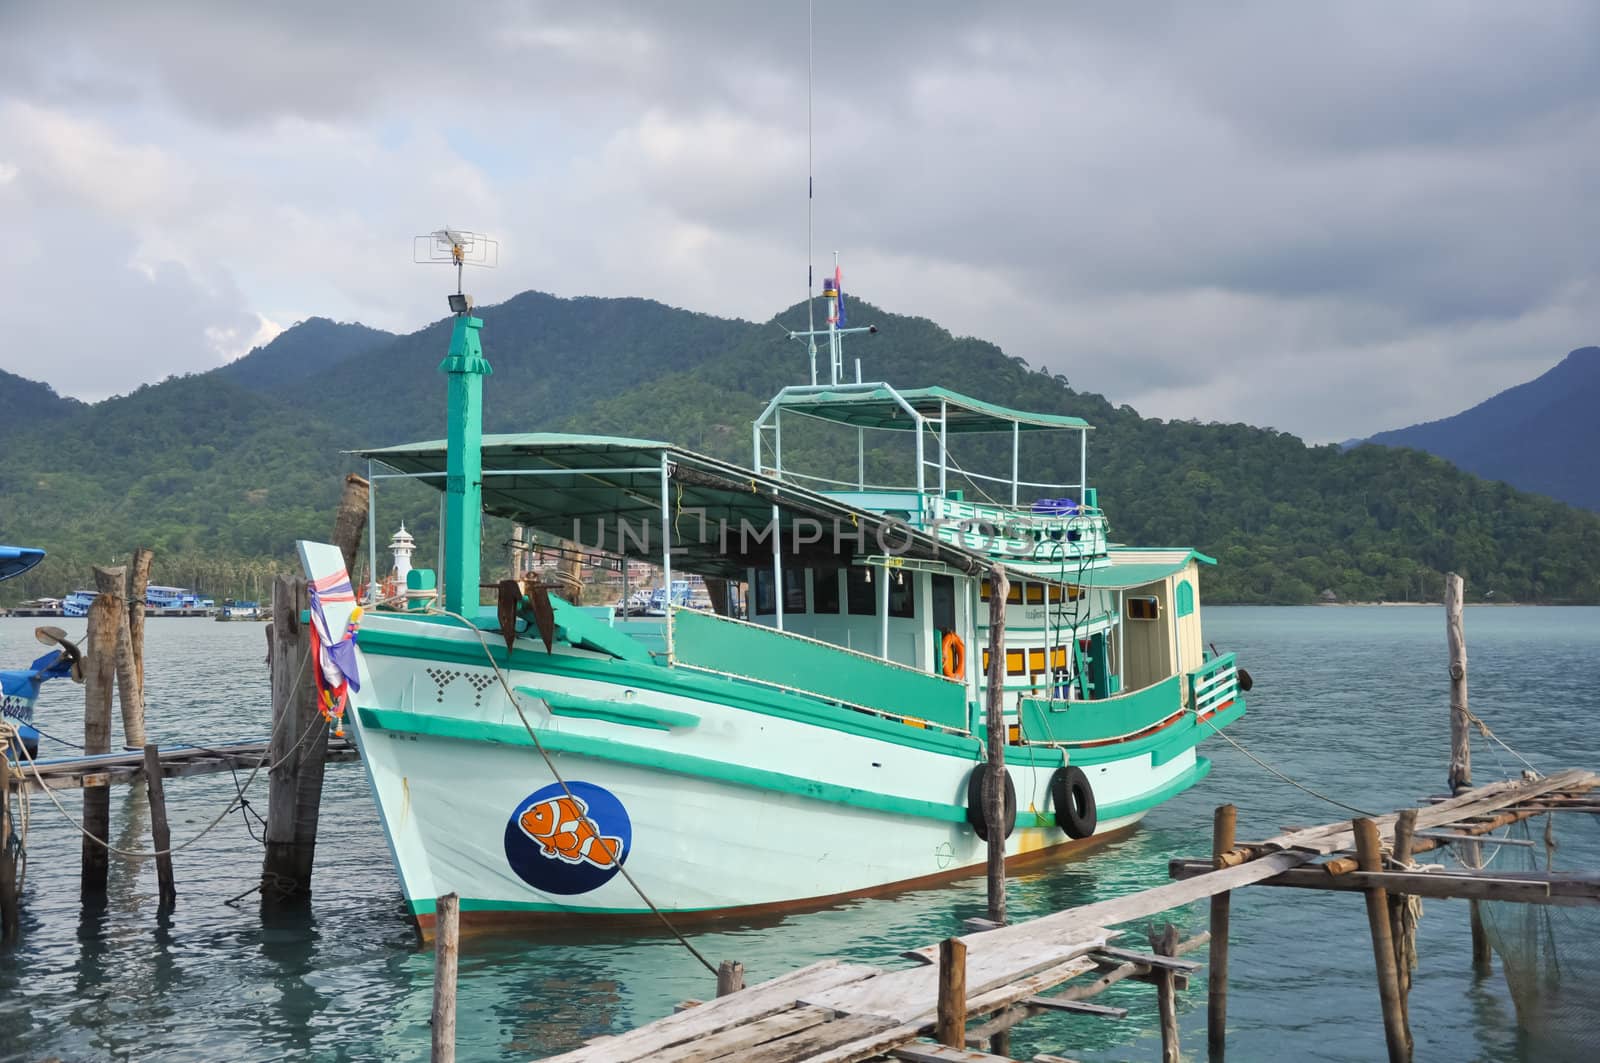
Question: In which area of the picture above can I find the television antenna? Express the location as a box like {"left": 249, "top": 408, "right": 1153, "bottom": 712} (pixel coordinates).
{"left": 413, "top": 227, "right": 499, "bottom": 314}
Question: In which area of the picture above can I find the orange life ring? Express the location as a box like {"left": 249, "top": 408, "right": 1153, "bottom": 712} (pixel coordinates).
{"left": 940, "top": 631, "right": 966, "bottom": 679}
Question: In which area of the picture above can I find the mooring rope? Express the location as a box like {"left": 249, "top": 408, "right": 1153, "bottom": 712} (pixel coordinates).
{"left": 5, "top": 643, "right": 318, "bottom": 861}
{"left": 429, "top": 604, "right": 719, "bottom": 976}
{"left": 1193, "top": 711, "right": 1378, "bottom": 818}
{"left": 1462, "top": 706, "right": 1543, "bottom": 779}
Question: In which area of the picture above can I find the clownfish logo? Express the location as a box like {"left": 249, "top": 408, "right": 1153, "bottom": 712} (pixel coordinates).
{"left": 517, "top": 794, "right": 624, "bottom": 868}
{"left": 504, "top": 781, "right": 631, "bottom": 895}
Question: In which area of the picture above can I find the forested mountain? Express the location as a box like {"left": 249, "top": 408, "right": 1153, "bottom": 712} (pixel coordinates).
{"left": 3, "top": 293, "right": 1599, "bottom": 605}
{"left": 0, "top": 368, "right": 82, "bottom": 435}
{"left": 1365, "top": 347, "right": 1600, "bottom": 511}
{"left": 217, "top": 318, "right": 395, "bottom": 392}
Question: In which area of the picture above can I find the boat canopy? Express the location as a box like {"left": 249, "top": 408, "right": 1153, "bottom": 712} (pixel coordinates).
{"left": 357, "top": 433, "right": 993, "bottom": 579}
{"left": 0, "top": 546, "right": 45, "bottom": 583}
{"left": 764, "top": 384, "right": 1092, "bottom": 433}
{"left": 999, "top": 547, "right": 1216, "bottom": 590}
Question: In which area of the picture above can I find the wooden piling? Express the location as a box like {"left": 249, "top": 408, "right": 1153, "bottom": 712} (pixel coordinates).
{"left": 143, "top": 744, "right": 177, "bottom": 909}
{"left": 81, "top": 591, "right": 120, "bottom": 898}
{"left": 1208, "top": 803, "right": 1236, "bottom": 1061}
{"left": 128, "top": 547, "right": 153, "bottom": 696}
{"left": 331, "top": 474, "right": 371, "bottom": 577}
{"left": 1462, "top": 836, "right": 1492, "bottom": 975}
{"left": 432, "top": 891, "right": 460, "bottom": 1063}
{"left": 1388, "top": 807, "right": 1417, "bottom": 1045}
{"left": 1353, "top": 817, "right": 1411, "bottom": 1063}
{"left": 94, "top": 565, "right": 145, "bottom": 749}
{"left": 1445, "top": 573, "right": 1471, "bottom": 795}
{"left": 984, "top": 563, "right": 1009, "bottom": 926}
{"left": 261, "top": 576, "right": 319, "bottom": 903}
{"left": 936, "top": 936, "right": 967, "bottom": 1049}
{"left": 0, "top": 752, "right": 18, "bottom": 943}
{"left": 716, "top": 960, "right": 745, "bottom": 997}
{"left": 1149, "top": 922, "right": 1181, "bottom": 1063}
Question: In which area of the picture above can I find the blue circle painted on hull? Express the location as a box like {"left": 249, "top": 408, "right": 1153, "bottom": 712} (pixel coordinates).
{"left": 504, "top": 781, "right": 632, "bottom": 895}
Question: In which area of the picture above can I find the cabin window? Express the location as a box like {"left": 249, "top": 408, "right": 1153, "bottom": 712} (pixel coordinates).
{"left": 979, "top": 578, "right": 1025, "bottom": 604}
{"left": 784, "top": 568, "right": 808, "bottom": 613}
{"left": 1126, "top": 595, "right": 1161, "bottom": 621}
{"left": 846, "top": 566, "right": 876, "bottom": 615}
{"left": 888, "top": 573, "right": 916, "bottom": 619}
{"left": 931, "top": 574, "right": 955, "bottom": 630}
{"left": 754, "top": 570, "right": 776, "bottom": 614}
{"left": 812, "top": 567, "right": 841, "bottom": 614}
{"left": 1025, "top": 584, "right": 1046, "bottom": 605}
{"left": 1175, "top": 579, "right": 1195, "bottom": 618}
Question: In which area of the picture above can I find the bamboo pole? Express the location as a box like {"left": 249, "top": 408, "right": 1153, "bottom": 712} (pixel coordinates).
{"left": 936, "top": 936, "right": 967, "bottom": 1049}
{"left": 143, "top": 744, "right": 177, "bottom": 909}
{"left": 0, "top": 752, "right": 17, "bottom": 943}
{"left": 1445, "top": 574, "right": 1470, "bottom": 794}
{"left": 81, "top": 590, "right": 120, "bottom": 898}
{"left": 716, "top": 960, "right": 745, "bottom": 996}
{"left": 432, "top": 892, "right": 460, "bottom": 1063}
{"left": 984, "top": 563, "right": 1009, "bottom": 926}
{"left": 1208, "top": 803, "right": 1236, "bottom": 1061}
{"left": 1150, "top": 922, "right": 1181, "bottom": 1063}
{"left": 1354, "top": 817, "right": 1411, "bottom": 1062}
{"left": 128, "top": 547, "right": 153, "bottom": 730}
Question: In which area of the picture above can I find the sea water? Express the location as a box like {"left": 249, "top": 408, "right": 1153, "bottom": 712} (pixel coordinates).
{"left": 0, "top": 606, "right": 1596, "bottom": 1062}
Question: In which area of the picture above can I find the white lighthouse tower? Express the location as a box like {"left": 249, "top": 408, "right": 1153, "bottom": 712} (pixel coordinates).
{"left": 388, "top": 523, "right": 416, "bottom": 588}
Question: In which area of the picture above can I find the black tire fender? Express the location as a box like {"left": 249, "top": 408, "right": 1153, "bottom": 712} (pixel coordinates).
{"left": 965, "top": 763, "right": 1017, "bottom": 842}
{"left": 1051, "top": 765, "right": 1098, "bottom": 840}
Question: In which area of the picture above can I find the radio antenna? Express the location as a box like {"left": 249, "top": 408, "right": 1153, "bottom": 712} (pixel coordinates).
{"left": 414, "top": 227, "right": 499, "bottom": 314}
{"left": 805, "top": 0, "right": 817, "bottom": 385}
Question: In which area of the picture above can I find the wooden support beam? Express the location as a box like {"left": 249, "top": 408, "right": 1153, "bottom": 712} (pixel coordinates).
{"left": 432, "top": 892, "right": 459, "bottom": 1063}
{"left": 1445, "top": 573, "right": 1470, "bottom": 794}
{"left": 0, "top": 752, "right": 18, "bottom": 943}
{"left": 1388, "top": 809, "right": 1417, "bottom": 1054}
{"left": 984, "top": 564, "right": 1009, "bottom": 928}
{"left": 1208, "top": 803, "right": 1235, "bottom": 1062}
{"left": 1149, "top": 923, "right": 1180, "bottom": 1063}
{"left": 262, "top": 576, "right": 319, "bottom": 904}
{"left": 1169, "top": 859, "right": 1600, "bottom": 905}
{"left": 936, "top": 937, "right": 967, "bottom": 1049}
{"left": 81, "top": 589, "right": 120, "bottom": 899}
{"left": 1355, "top": 818, "right": 1411, "bottom": 1062}
{"left": 143, "top": 744, "right": 177, "bottom": 910}
{"left": 716, "top": 960, "right": 745, "bottom": 997}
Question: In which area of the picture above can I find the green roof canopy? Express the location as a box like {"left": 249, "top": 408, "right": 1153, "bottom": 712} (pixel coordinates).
{"left": 999, "top": 548, "right": 1215, "bottom": 590}
{"left": 358, "top": 433, "right": 990, "bottom": 579}
{"left": 771, "top": 384, "right": 1092, "bottom": 433}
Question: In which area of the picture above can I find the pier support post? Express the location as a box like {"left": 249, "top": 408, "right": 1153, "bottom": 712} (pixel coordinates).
{"left": 1445, "top": 573, "right": 1470, "bottom": 795}
{"left": 128, "top": 548, "right": 153, "bottom": 729}
{"left": 1388, "top": 808, "right": 1417, "bottom": 1047}
{"left": 984, "top": 563, "right": 1009, "bottom": 927}
{"left": 143, "top": 744, "right": 177, "bottom": 910}
{"left": 432, "top": 892, "right": 460, "bottom": 1063}
{"left": 0, "top": 752, "right": 18, "bottom": 943}
{"left": 1207, "top": 803, "right": 1236, "bottom": 1060}
{"left": 716, "top": 960, "right": 745, "bottom": 996}
{"left": 936, "top": 936, "right": 967, "bottom": 1049}
{"left": 94, "top": 565, "right": 144, "bottom": 750}
{"left": 81, "top": 589, "right": 120, "bottom": 898}
{"left": 1354, "top": 817, "right": 1412, "bottom": 1063}
{"left": 1150, "top": 922, "right": 1181, "bottom": 1063}
{"left": 261, "top": 576, "right": 319, "bottom": 904}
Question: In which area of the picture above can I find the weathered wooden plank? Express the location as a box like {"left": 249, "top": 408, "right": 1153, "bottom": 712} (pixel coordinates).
{"left": 1090, "top": 946, "right": 1199, "bottom": 974}
{"left": 724, "top": 1014, "right": 901, "bottom": 1063}
{"left": 1168, "top": 860, "right": 1600, "bottom": 906}
{"left": 651, "top": 1006, "right": 833, "bottom": 1063}
{"left": 541, "top": 961, "right": 881, "bottom": 1063}
{"left": 804, "top": 930, "right": 1109, "bottom": 1022}
{"left": 891, "top": 1044, "right": 1018, "bottom": 1063}
{"left": 1024, "top": 995, "right": 1126, "bottom": 1018}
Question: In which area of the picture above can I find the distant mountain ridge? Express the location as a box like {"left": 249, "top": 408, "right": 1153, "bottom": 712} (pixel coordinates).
{"left": 1364, "top": 347, "right": 1600, "bottom": 511}
{"left": 2, "top": 294, "right": 1599, "bottom": 605}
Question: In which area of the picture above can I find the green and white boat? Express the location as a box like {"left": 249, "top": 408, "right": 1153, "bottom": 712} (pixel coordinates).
{"left": 299, "top": 284, "right": 1246, "bottom": 936}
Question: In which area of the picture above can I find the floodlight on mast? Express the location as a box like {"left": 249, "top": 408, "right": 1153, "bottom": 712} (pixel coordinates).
{"left": 413, "top": 227, "right": 499, "bottom": 314}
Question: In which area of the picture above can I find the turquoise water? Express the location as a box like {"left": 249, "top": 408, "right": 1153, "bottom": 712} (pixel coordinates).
{"left": 1, "top": 606, "right": 1597, "bottom": 1061}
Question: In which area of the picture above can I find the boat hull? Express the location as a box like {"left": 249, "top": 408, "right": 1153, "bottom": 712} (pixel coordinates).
{"left": 343, "top": 612, "right": 1216, "bottom": 934}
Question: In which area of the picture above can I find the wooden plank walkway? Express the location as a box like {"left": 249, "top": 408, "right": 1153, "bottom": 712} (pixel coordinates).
{"left": 537, "top": 769, "right": 1598, "bottom": 1063}
{"left": 8, "top": 736, "right": 359, "bottom": 794}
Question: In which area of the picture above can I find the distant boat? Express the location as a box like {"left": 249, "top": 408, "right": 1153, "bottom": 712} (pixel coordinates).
{"left": 217, "top": 599, "right": 264, "bottom": 621}
{"left": 145, "top": 585, "right": 216, "bottom": 617}
{"left": 61, "top": 590, "right": 96, "bottom": 618}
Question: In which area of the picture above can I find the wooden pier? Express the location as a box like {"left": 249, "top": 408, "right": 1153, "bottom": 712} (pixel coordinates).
{"left": 537, "top": 769, "right": 1597, "bottom": 1063}
{"left": 15, "top": 738, "right": 358, "bottom": 794}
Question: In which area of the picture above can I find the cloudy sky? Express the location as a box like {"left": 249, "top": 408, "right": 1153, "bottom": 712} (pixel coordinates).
{"left": 2, "top": 2, "right": 1596, "bottom": 440}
